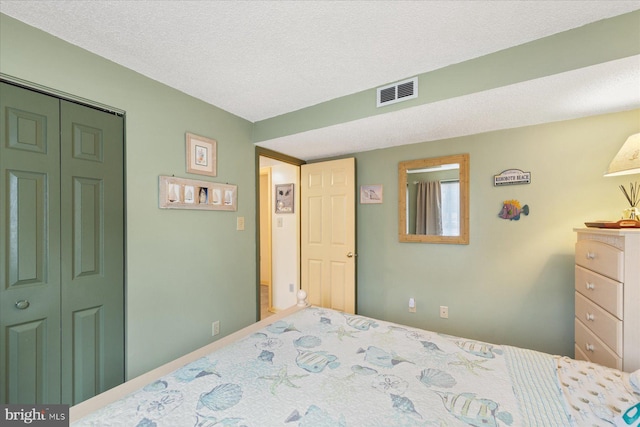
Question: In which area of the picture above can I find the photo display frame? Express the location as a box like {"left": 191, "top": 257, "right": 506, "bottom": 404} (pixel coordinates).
{"left": 159, "top": 175, "right": 237, "bottom": 211}
{"left": 186, "top": 132, "right": 217, "bottom": 177}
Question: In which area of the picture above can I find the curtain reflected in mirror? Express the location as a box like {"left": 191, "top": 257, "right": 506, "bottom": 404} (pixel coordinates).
{"left": 399, "top": 154, "right": 469, "bottom": 244}
{"left": 415, "top": 181, "right": 442, "bottom": 235}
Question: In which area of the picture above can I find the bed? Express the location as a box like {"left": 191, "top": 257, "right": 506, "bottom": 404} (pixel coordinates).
{"left": 71, "top": 295, "right": 640, "bottom": 426}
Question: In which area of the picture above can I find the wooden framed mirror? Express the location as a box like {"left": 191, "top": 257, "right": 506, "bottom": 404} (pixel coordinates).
{"left": 398, "top": 153, "right": 469, "bottom": 244}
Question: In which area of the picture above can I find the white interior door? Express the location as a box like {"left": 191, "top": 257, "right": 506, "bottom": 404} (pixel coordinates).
{"left": 301, "top": 158, "right": 356, "bottom": 314}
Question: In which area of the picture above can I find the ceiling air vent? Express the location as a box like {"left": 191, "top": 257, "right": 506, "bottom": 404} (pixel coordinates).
{"left": 376, "top": 77, "right": 418, "bottom": 107}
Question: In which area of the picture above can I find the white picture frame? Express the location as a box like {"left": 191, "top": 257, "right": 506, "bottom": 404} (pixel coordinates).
{"left": 360, "top": 184, "right": 383, "bottom": 204}
{"left": 186, "top": 132, "right": 217, "bottom": 177}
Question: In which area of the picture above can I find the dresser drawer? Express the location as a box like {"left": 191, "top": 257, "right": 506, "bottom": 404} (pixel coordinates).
{"left": 575, "top": 265, "right": 623, "bottom": 319}
{"left": 575, "top": 239, "right": 624, "bottom": 281}
{"left": 575, "top": 318, "right": 622, "bottom": 370}
{"left": 575, "top": 292, "right": 622, "bottom": 354}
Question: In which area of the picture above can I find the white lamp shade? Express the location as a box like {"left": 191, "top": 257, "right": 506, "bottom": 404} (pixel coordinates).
{"left": 604, "top": 133, "right": 640, "bottom": 177}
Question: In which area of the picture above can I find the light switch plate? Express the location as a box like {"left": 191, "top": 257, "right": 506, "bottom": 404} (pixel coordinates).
{"left": 440, "top": 306, "right": 449, "bottom": 319}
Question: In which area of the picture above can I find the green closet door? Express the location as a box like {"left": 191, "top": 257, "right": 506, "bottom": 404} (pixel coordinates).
{"left": 60, "top": 100, "right": 124, "bottom": 405}
{"left": 1, "top": 83, "right": 124, "bottom": 405}
{"left": 0, "top": 82, "right": 62, "bottom": 403}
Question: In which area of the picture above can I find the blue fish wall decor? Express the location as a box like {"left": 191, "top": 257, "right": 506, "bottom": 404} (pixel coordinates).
{"left": 498, "top": 199, "right": 529, "bottom": 221}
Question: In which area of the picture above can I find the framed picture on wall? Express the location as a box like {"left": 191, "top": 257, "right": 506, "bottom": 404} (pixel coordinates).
{"left": 275, "top": 183, "right": 294, "bottom": 213}
{"left": 360, "top": 184, "right": 383, "bottom": 204}
{"left": 186, "top": 132, "right": 217, "bottom": 177}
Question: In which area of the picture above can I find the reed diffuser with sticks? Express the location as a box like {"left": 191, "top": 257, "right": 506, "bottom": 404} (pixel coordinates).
{"left": 619, "top": 182, "right": 640, "bottom": 220}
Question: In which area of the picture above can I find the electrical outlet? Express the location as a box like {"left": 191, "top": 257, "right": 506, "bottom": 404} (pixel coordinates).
{"left": 439, "top": 306, "right": 449, "bottom": 319}
{"left": 289, "top": 283, "right": 294, "bottom": 292}
{"left": 212, "top": 321, "right": 220, "bottom": 336}
{"left": 409, "top": 298, "right": 416, "bottom": 313}
{"left": 236, "top": 217, "right": 245, "bottom": 231}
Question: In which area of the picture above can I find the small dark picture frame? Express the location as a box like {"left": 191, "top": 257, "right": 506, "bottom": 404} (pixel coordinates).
{"left": 275, "top": 183, "right": 294, "bottom": 213}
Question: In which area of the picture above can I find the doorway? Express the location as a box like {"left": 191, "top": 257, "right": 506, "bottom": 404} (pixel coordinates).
{"left": 255, "top": 149, "right": 357, "bottom": 318}
{"left": 256, "top": 148, "right": 303, "bottom": 320}
{"left": 259, "top": 166, "right": 273, "bottom": 318}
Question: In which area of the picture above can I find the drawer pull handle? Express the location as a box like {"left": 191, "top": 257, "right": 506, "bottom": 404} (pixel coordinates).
{"left": 585, "top": 282, "right": 595, "bottom": 290}
{"left": 586, "top": 252, "right": 596, "bottom": 260}
{"left": 585, "top": 343, "right": 595, "bottom": 352}
{"left": 585, "top": 313, "right": 595, "bottom": 321}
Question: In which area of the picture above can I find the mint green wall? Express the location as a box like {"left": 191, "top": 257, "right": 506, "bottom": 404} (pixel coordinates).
{"left": 354, "top": 109, "right": 640, "bottom": 357}
{"left": 1, "top": 14, "right": 256, "bottom": 379}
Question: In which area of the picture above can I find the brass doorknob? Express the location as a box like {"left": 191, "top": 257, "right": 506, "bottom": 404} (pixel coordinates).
{"left": 347, "top": 252, "right": 357, "bottom": 258}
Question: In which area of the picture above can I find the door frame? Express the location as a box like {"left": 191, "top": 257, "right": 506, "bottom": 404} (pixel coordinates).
{"left": 0, "top": 74, "right": 126, "bottom": 116}
{"left": 254, "top": 147, "right": 304, "bottom": 321}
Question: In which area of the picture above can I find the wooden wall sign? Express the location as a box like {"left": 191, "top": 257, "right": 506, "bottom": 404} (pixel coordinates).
{"left": 494, "top": 169, "right": 531, "bottom": 186}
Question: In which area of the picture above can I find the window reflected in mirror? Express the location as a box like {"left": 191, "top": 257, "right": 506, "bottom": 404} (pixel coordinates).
{"left": 399, "top": 154, "right": 469, "bottom": 244}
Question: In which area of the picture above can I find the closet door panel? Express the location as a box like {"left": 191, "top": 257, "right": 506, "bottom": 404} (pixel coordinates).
{"left": 7, "top": 170, "right": 47, "bottom": 286}
{"left": 72, "top": 306, "right": 104, "bottom": 404}
{"left": 0, "top": 82, "right": 61, "bottom": 404}
{"left": 73, "top": 177, "right": 103, "bottom": 277}
{"left": 60, "top": 100, "right": 124, "bottom": 405}
{"left": 6, "top": 320, "right": 48, "bottom": 403}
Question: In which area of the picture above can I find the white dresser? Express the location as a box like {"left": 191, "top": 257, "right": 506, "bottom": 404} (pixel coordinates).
{"left": 574, "top": 228, "right": 640, "bottom": 372}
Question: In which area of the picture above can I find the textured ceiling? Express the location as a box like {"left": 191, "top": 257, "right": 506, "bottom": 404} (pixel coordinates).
{"left": 1, "top": 1, "right": 639, "bottom": 160}
{"left": 259, "top": 55, "right": 640, "bottom": 160}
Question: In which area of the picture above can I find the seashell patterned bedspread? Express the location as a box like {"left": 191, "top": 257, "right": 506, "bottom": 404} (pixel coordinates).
{"left": 73, "top": 307, "right": 637, "bottom": 426}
